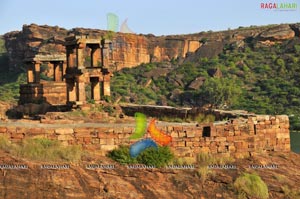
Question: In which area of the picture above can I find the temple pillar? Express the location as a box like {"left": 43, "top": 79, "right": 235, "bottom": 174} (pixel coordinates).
{"left": 34, "top": 61, "right": 41, "bottom": 83}
{"left": 67, "top": 48, "right": 75, "bottom": 68}
{"left": 62, "top": 62, "right": 67, "bottom": 76}
{"left": 102, "top": 75, "right": 111, "bottom": 96}
{"left": 75, "top": 75, "right": 86, "bottom": 103}
{"left": 27, "top": 63, "right": 34, "bottom": 83}
{"left": 67, "top": 79, "right": 76, "bottom": 102}
{"left": 76, "top": 43, "right": 85, "bottom": 68}
{"left": 54, "top": 62, "right": 63, "bottom": 82}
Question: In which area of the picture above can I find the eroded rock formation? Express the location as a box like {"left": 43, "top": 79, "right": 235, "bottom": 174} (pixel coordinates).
{"left": 3, "top": 23, "right": 300, "bottom": 72}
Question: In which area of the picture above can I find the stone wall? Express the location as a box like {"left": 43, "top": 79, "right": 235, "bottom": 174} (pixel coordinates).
{"left": 0, "top": 114, "right": 290, "bottom": 159}
{"left": 19, "top": 82, "right": 67, "bottom": 105}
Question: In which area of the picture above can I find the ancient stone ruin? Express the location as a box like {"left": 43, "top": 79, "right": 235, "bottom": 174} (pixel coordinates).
{"left": 19, "top": 35, "right": 112, "bottom": 107}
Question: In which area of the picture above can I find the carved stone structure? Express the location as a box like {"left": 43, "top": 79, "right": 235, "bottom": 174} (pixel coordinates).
{"left": 19, "top": 35, "right": 112, "bottom": 107}
{"left": 19, "top": 54, "right": 67, "bottom": 105}
{"left": 64, "top": 35, "right": 112, "bottom": 105}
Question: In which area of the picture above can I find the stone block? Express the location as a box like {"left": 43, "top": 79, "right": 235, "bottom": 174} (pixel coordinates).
{"left": 271, "top": 119, "right": 280, "bottom": 125}
{"left": 214, "top": 137, "right": 227, "bottom": 142}
{"left": 55, "top": 128, "right": 74, "bottom": 135}
{"left": 123, "top": 127, "right": 133, "bottom": 133}
{"left": 256, "top": 115, "right": 269, "bottom": 122}
{"left": 29, "top": 128, "right": 45, "bottom": 135}
{"left": 186, "top": 131, "right": 195, "bottom": 138}
{"left": 0, "top": 127, "right": 7, "bottom": 133}
{"left": 178, "top": 132, "right": 186, "bottom": 137}
{"left": 11, "top": 133, "right": 24, "bottom": 139}
{"left": 100, "top": 139, "right": 107, "bottom": 145}
{"left": 185, "top": 141, "right": 193, "bottom": 147}
{"left": 276, "top": 133, "right": 289, "bottom": 139}
{"left": 84, "top": 137, "right": 91, "bottom": 144}
{"left": 97, "top": 132, "right": 107, "bottom": 138}
{"left": 57, "top": 134, "right": 73, "bottom": 141}
{"left": 7, "top": 127, "right": 16, "bottom": 134}
{"left": 106, "top": 138, "right": 115, "bottom": 145}
{"left": 229, "top": 145, "right": 236, "bottom": 152}
{"left": 174, "top": 141, "right": 184, "bottom": 147}
{"left": 171, "top": 131, "right": 179, "bottom": 138}
{"left": 173, "top": 126, "right": 183, "bottom": 131}
{"left": 101, "top": 145, "right": 117, "bottom": 151}
{"left": 167, "top": 126, "right": 173, "bottom": 132}
{"left": 234, "top": 131, "right": 241, "bottom": 136}
{"left": 265, "top": 120, "right": 271, "bottom": 125}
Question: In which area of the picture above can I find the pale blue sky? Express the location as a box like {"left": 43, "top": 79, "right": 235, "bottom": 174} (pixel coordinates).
{"left": 0, "top": 0, "right": 300, "bottom": 35}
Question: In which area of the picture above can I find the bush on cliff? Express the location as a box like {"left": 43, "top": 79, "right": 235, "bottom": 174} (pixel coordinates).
{"left": 234, "top": 172, "right": 269, "bottom": 199}
{"left": 107, "top": 145, "right": 174, "bottom": 167}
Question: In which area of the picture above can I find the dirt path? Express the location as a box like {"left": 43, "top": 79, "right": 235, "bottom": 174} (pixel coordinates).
{"left": 0, "top": 120, "right": 198, "bottom": 129}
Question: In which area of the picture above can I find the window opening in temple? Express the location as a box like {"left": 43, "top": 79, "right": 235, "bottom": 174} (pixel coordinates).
{"left": 203, "top": 126, "right": 211, "bottom": 137}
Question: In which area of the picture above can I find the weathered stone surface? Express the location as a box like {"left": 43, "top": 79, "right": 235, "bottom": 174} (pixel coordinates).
{"left": 259, "top": 24, "right": 295, "bottom": 41}
{"left": 55, "top": 128, "right": 74, "bottom": 135}
{"left": 187, "top": 76, "right": 206, "bottom": 90}
{"left": 5, "top": 23, "right": 298, "bottom": 72}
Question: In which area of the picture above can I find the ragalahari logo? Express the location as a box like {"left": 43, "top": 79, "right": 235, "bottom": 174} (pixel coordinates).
{"left": 129, "top": 112, "right": 172, "bottom": 158}
{"left": 260, "top": 2, "right": 297, "bottom": 11}
{"left": 107, "top": 13, "right": 134, "bottom": 33}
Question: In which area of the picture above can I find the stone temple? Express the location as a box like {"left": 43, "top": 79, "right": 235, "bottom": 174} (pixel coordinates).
{"left": 19, "top": 35, "right": 112, "bottom": 107}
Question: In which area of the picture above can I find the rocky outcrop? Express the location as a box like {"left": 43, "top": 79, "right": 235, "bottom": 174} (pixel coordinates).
{"left": 187, "top": 77, "right": 206, "bottom": 90}
{"left": 3, "top": 23, "right": 300, "bottom": 72}
{"left": 208, "top": 68, "right": 222, "bottom": 78}
{"left": 0, "top": 149, "right": 299, "bottom": 198}
{"left": 259, "top": 24, "right": 295, "bottom": 41}
{"left": 4, "top": 24, "right": 68, "bottom": 71}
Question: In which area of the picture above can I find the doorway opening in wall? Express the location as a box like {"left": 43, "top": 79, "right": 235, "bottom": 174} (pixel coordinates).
{"left": 203, "top": 126, "right": 211, "bottom": 137}
{"left": 88, "top": 77, "right": 101, "bottom": 103}
{"left": 40, "top": 63, "right": 53, "bottom": 81}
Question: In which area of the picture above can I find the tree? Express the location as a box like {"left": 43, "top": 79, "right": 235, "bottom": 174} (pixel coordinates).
{"left": 199, "top": 77, "right": 242, "bottom": 108}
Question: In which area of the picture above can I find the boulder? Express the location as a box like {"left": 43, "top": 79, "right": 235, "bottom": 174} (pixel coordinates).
{"left": 259, "top": 24, "right": 295, "bottom": 41}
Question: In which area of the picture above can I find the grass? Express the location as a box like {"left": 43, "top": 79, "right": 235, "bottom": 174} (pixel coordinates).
{"left": 171, "top": 157, "right": 195, "bottom": 165}
{"left": 197, "top": 166, "right": 213, "bottom": 183}
{"left": 193, "top": 113, "right": 215, "bottom": 123}
{"left": 0, "top": 136, "right": 84, "bottom": 163}
{"left": 196, "top": 152, "right": 234, "bottom": 183}
{"left": 234, "top": 172, "right": 269, "bottom": 199}
{"left": 281, "top": 185, "right": 300, "bottom": 199}
{"left": 0, "top": 135, "right": 11, "bottom": 152}
{"left": 196, "top": 152, "right": 234, "bottom": 166}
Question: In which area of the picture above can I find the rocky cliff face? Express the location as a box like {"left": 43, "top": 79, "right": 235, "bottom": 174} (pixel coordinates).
{"left": 3, "top": 23, "right": 300, "bottom": 71}
{"left": 1, "top": 151, "right": 300, "bottom": 199}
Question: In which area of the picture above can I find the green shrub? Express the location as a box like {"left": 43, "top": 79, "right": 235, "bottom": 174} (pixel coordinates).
{"left": 234, "top": 172, "right": 269, "bottom": 199}
{"left": 108, "top": 145, "right": 174, "bottom": 167}
{"left": 107, "top": 145, "right": 138, "bottom": 164}
{"left": 136, "top": 146, "right": 174, "bottom": 167}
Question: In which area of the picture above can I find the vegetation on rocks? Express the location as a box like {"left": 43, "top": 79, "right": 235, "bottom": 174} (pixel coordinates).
{"left": 111, "top": 37, "right": 300, "bottom": 130}
{"left": 107, "top": 145, "right": 174, "bottom": 167}
{"left": 0, "top": 136, "right": 84, "bottom": 162}
{"left": 234, "top": 172, "right": 269, "bottom": 199}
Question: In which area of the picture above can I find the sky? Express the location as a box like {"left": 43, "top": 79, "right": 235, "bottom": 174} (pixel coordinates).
{"left": 0, "top": 0, "right": 300, "bottom": 35}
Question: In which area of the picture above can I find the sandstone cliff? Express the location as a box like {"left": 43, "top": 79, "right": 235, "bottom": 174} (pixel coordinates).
{"left": 3, "top": 23, "right": 300, "bottom": 71}
{"left": 0, "top": 150, "right": 299, "bottom": 199}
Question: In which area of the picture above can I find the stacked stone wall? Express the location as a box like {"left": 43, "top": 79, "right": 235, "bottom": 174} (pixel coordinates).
{"left": 0, "top": 115, "right": 290, "bottom": 159}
